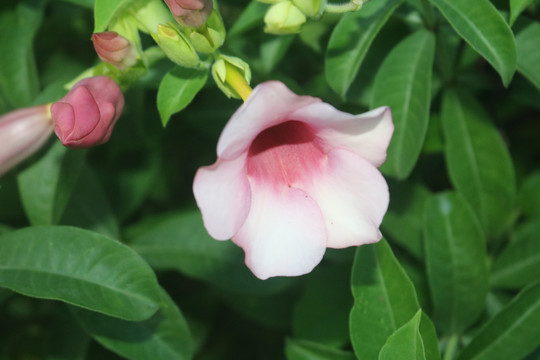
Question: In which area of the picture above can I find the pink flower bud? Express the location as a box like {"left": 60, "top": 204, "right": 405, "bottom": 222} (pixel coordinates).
{"left": 92, "top": 32, "right": 137, "bottom": 70}
{"left": 0, "top": 105, "right": 54, "bottom": 176}
{"left": 164, "top": 0, "right": 213, "bottom": 28}
{"left": 51, "top": 76, "right": 124, "bottom": 148}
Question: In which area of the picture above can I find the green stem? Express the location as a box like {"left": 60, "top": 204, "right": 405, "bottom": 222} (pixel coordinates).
{"left": 443, "top": 334, "right": 459, "bottom": 360}
{"left": 419, "top": 0, "right": 436, "bottom": 29}
{"left": 325, "top": 1, "right": 367, "bottom": 13}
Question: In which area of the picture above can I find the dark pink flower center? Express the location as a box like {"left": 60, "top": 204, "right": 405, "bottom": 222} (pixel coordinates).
{"left": 247, "top": 121, "right": 326, "bottom": 187}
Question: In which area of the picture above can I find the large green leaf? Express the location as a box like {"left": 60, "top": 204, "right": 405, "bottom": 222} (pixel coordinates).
{"left": 0, "top": 0, "right": 45, "bottom": 110}
{"left": 325, "top": 0, "right": 403, "bottom": 98}
{"left": 0, "top": 226, "right": 160, "bottom": 321}
{"left": 516, "top": 22, "right": 540, "bottom": 91}
{"left": 429, "top": 0, "right": 517, "bottom": 86}
{"left": 73, "top": 288, "right": 193, "bottom": 360}
{"left": 350, "top": 240, "right": 440, "bottom": 360}
{"left": 372, "top": 29, "right": 435, "bottom": 179}
{"left": 491, "top": 221, "right": 540, "bottom": 289}
{"left": 519, "top": 171, "right": 540, "bottom": 219}
{"left": 458, "top": 281, "right": 540, "bottom": 360}
{"left": 127, "top": 210, "right": 293, "bottom": 294}
{"left": 379, "top": 310, "right": 426, "bottom": 360}
{"left": 157, "top": 66, "right": 208, "bottom": 127}
{"left": 423, "top": 192, "right": 489, "bottom": 334}
{"left": 510, "top": 0, "right": 537, "bottom": 25}
{"left": 441, "top": 90, "right": 516, "bottom": 238}
{"left": 285, "top": 338, "right": 356, "bottom": 360}
{"left": 45, "top": 305, "right": 90, "bottom": 360}
{"left": 18, "top": 142, "right": 86, "bottom": 226}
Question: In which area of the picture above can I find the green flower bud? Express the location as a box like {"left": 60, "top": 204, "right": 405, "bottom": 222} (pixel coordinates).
{"left": 292, "top": 0, "right": 326, "bottom": 17}
{"left": 212, "top": 55, "right": 252, "bottom": 99}
{"left": 264, "top": 1, "right": 307, "bottom": 35}
{"left": 151, "top": 23, "right": 199, "bottom": 68}
{"left": 184, "top": 10, "right": 226, "bottom": 54}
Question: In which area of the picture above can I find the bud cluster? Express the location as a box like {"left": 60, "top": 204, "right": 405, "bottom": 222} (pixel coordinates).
{"left": 260, "top": 0, "right": 327, "bottom": 35}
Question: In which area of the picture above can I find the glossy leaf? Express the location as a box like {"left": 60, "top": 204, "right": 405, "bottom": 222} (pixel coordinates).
{"left": 372, "top": 29, "right": 435, "bottom": 179}
{"left": 491, "top": 221, "right": 540, "bottom": 289}
{"left": 350, "top": 240, "right": 440, "bottom": 360}
{"left": 510, "top": 0, "right": 537, "bottom": 25}
{"left": 127, "top": 210, "right": 293, "bottom": 294}
{"left": 429, "top": 0, "right": 516, "bottom": 86}
{"left": 516, "top": 22, "right": 540, "bottom": 91}
{"left": 73, "top": 288, "right": 193, "bottom": 360}
{"left": 0, "top": 226, "right": 160, "bottom": 321}
{"left": 458, "top": 281, "right": 540, "bottom": 360}
{"left": 157, "top": 66, "right": 208, "bottom": 126}
{"left": 325, "top": 0, "right": 403, "bottom": 98}
{"left": 423, "top": 192, "right": 489, "bottom": 334}
{"left": 379, "top": 310, "right": 425, "bottom": 360}
{"left": 18, "top": 142, "right": 86, "bottom": 226}
{"left": 285, "top": 338, "right": 356, "bottom": 360}
{"left": 441, "top": 90, "right": 516, "bottom": 238}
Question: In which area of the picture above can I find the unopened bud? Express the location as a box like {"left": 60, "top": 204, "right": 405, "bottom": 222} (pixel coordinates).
{"left": 0, "top": 105, "right": 54, "bottom": 176}
{"left": 51, "top": 76, "right": 124, "bottom": 148}
{"left": 92, "top": 32, "right": 138, "bottom": 70}
{"left": 292, "top": 0, "right": 326, "bottom": 17}
{"left": 184, "top": 10, "right": 226, "bottom": 54}
{"left": 151, "top": 23, "right": 199, "bottom": 68}
{"left": 264, "top": 2, "right": 307, "bottom": 35}
{"left": 164, "top": 0, "right": 213, "bottom": 28}
{"left": 212, "top": 55, "right": 252, "bottom": 100}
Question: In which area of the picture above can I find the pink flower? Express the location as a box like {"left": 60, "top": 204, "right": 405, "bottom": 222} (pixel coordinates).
{"left": 51, "top": 76, "right": 124, "bottom": 148}
{"left": 0, "top": 105, "right": 54, "bottom": 176}
{"left": 193, "top": 81, "right": 393, "bottom": 279}
{"left": 164, "top": 0, "right": 213, "bottom": 28}
{"left": 92, "top": 32, "right": 137, "bottom": 70}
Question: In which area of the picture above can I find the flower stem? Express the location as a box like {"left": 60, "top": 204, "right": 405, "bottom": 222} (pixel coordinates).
{"left": 225, "top": 62, "right": 252, "bottom": 101}
{"left": 443, "top": 334, "right": 459, "bottom": 360}
{"left": 325, "top": 1, "right": 366, "bottom": 14}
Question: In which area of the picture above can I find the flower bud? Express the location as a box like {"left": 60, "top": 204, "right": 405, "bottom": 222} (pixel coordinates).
{"left": 292, "top": 0, "right": 326, "bottom": 18}
{"left": 164, "top": 0, "right": 213, "bottom": 28}
{"left": 51, "top": 76, "right": 124, "bottom": 148}
{"left": 92, "top": 32, "right": 138, "bottom": 70}
{"left": 184, "top": 10, "right": 225, "bottom": 54}
{"left": 212, "top": 55, "right": 252, "bottom": 100}
{"left": 151, "top": 23, "right": 199, "bottom": 68}
{"left": 0, "top": 105, "right": 54, "bottom": 176}
{"left": 264, "top": 1, "right": 307, "bottom": 35}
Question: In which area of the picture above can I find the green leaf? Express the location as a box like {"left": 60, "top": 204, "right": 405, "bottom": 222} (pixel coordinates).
{"left": 18, "top": 142, "right": 86, "bottom": 226}
{"left": 258, "top": 35, "right": 295, "bottom": 74}
{"left": 60, "top": 165, "right": 120, "bottom": 239}
{"left": 458, "top": 281, "right": 540, "bottom": 360}
{"left": 325, "top": 0, "right": 403, "bottom": 98}
{"left": 61, "top": 0, "right": 95, "bottom": 9}
{"left": 379, "top": 310, "right": 425, "bottom": 360}
{"left": 510, "top": 0, "right": 537, "bottom": 25}
{"left": 127, "top": 210, "right": 293, "bottom": 294}
{"left": 0, "top": 226, "right": 160, "bottom": 321}
{"left": 157, "top": 66, "right": 208, "bottom": 126}
{"left": 519, "top": 171, "right": 540, "bottom": 219}
{"left": 285, "top": 338, "right": 356, "bottom": 360}
{"left": 45, "top": 305, "right": 90, "bottom": 360}
{"left": 72, "top": 288, "right": 193, "bottom": 360}
{"left": 228, "top": 2, "right": 267, "bottom": 38}
{"left": 429, "top": 0, "right": 517, "bottom": 86}
{"left": 0, "top": 0, "right": 45, "bottom": 109}
{"left": 350, "top": 240, "right": 440, "bottom": 360}
{"left": 94, "top": 0, "right": 138, "bottom": 32}
{"left": 491, "top": 221, "right": 540, "bottom": 289}
{"left": 516, "top": 22, "right": 540, "bottom": 91}
{"left": 423, "top": 192, "right": 490, "bottom": 334}
{"left": 441, "top": 89, "right": 516, "bottom": 238}
{"left": 372, "top": 29, "right": 436, "bottom": 179}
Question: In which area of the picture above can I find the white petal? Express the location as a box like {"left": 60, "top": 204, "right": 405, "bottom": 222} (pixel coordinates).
{"left": 233, "top": 181, "right": 327, "bottom": 280}
{"left": 217, "top": 81, "right": 321, "bottom": 160}
{"left": 305, "top": 148, "right": 389, "bottom": 248}
{"left": 192, "top": 154, "right": 251, "bottom": 240}
{"left": 290, "top": 104, "right": 393, "bottom": 167}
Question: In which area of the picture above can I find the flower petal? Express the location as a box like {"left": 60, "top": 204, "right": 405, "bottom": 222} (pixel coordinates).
{"left": 233, "top": 182, "right": 327, "bottom": 280}
{"left": 193, "top": 154, "right": 251, "bottom": 240}
{"left": 217, "top": 81, "right": 321, "bottom": 160}
{"left": 290, "top": 104, "right": 393, "bottom": 167}
{"left": 305, "top": 148, "right": 389, "bottom": 248}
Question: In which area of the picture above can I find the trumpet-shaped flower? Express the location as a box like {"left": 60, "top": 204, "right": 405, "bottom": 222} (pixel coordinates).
{"left": 92, "top": 32, "right": 137, "bottom": 70}
{"left": 51, "top": 76, "right": 124, "bottom": 148}
{"left": 0, "top": 105, "right": 54, "bottom": 176}
{"left": 193, "top": 81, "right": 393, "bottom": 279}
